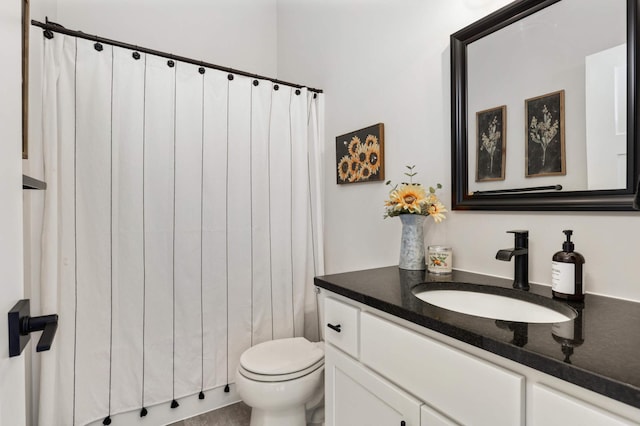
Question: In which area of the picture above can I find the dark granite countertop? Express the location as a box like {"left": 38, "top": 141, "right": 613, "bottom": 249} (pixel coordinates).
{"left": 314, "top": 266, "right": 640, "bottom": 410}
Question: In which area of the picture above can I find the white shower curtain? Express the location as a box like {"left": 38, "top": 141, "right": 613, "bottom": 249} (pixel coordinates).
{"left": 37, "top": 33, "right": 325, "bottom": 425}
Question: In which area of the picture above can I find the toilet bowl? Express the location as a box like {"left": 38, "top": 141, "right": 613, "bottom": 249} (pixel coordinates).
{"left": 235, "top": 337, "right": 324, "bottom": 426}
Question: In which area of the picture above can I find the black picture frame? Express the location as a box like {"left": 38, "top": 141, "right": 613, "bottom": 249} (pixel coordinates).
{"left": 525, "top": 90, "right": 565, "bottom": 177}
{"left": 476, "top": 105, "right": 506, "bottom": 182}
{"left": 336, "top": 123, "right": 385, "bottom": 184}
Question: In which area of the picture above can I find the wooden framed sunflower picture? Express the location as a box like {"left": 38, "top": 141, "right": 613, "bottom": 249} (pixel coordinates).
{"left": 336, "top": 123, "right": 385, "bottom": 184}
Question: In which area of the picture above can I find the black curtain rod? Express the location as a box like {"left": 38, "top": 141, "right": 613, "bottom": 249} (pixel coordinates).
{"left": 31, "top": 19, "right": 324, "bottom": 94}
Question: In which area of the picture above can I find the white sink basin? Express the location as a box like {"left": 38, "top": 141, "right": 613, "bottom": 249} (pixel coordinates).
{"left": 412, "top": 287, "right": 576, "bottom": 323}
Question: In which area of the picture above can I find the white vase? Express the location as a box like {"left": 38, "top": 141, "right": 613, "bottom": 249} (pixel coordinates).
{"left": 399, "top": 214, "right": 426, "bottom": 270}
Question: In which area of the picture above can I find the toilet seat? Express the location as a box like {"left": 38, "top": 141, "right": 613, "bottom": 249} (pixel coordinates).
{"left": 238, "top": 337, "right": 324, "bottom": 382}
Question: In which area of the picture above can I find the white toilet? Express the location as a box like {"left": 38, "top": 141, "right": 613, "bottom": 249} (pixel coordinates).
{"left": 235, "top": 337, "right": 325, "bottom": 426}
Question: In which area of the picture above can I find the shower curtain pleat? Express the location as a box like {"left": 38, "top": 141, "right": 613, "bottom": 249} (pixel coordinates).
{"left": 110, "top": 44, "right": 145, "bottom": 414}
{"left": 250, "top": 80, "right": 275, "bottom": 346}
{"left": 269, "top": 87, "right": 295, "bottom": 340}
{"left": 39, "top": 34, "right": 78, "bottom": 426}
{"left": 201, "top": 69, "right": 230, "bottom": 392}
{"left": 37, "top": 32, "right": 325, "bottom": 425}
{"left": 290, "top": 89, "right": 310, "bottom": 339}
{"left": 226, "top": 75, "right": 254, "bottom": 382}
{"left": 74, "top": 39, "right": 114, "bottom": 422}
{"left": 142, "top": 53, "right": 176, "bottom": 407}
{"left": 173, "top": 61, "right": 205, "bottom": 399}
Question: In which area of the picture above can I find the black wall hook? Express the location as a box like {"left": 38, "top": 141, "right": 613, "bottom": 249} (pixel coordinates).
{"left": 8, "top": 299, "right": 58, "bottom": 357}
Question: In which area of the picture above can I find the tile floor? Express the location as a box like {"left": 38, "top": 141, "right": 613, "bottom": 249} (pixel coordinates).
{"left": 168, "top": 402, "right": 251, "bottom": 426}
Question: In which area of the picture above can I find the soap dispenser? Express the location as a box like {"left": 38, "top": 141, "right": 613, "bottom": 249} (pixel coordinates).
{"left": 551, "top": 230, "right": 585, "bottom": 301}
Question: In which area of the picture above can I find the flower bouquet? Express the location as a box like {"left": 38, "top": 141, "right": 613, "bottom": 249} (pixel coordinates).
{"left": 384, "top": 165, "right": 446, "bottom": 270}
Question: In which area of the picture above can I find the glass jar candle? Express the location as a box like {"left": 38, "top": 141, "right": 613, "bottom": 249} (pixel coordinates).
{"left": 427, "top": 245, "right": 452, "bottom": 274}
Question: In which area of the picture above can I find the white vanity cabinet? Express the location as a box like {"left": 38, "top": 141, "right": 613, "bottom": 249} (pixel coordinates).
{"left": 324, "top": 296, "right": 521, "bottom": 425}
{"left": 530, "top": 384, "right": 635, "bottom": 426}
{"left": 323, "top": 293, "right": 640, "bottom": 426}
{"left": 325, "top": 344, "right": 422, "bottom": 426}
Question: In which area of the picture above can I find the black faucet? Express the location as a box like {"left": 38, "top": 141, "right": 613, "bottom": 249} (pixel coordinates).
{"left": 495, "top": 230, "right": 529, "bottom": 291}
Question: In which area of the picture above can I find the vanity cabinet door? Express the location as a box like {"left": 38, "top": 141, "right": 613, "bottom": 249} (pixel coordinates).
{"left": 325, "top": 344, "right": 421, "bottom": 426}
{"left": 360, "top": 312, "right": 524, "bottom": 426}
{"left": 530, "top": 384, "right": 636, "bottom": 425}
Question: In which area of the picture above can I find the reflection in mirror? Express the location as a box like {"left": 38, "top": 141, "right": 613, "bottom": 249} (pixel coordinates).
{"left": 467, "top": 0, "right": 626, "bottom": 194}
{"left": 451, "top": 0, "right": 640, "bottom": 211}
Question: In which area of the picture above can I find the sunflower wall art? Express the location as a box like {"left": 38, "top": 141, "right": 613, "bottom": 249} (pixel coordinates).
{"left": 336, "top": 123, "right": 385, "bottom": 184}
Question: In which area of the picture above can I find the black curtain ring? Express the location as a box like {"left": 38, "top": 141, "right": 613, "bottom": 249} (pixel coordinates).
{"left": 253, "top": 79, "right": 259, "bottom": 86}
{"left": 295, "top": 89, "right": 301, "bottom": 95}
{"left": 167, "top": 59, "right": 175, "bottom": 68}
{"left": 94, "top": 42, "right": 103, "bottom": 52}
{"left": 43, "top": 29, "right": 54, "bottom": 39}
{"left": 274, "top": 84, "right": 279, "bottom": 91}
{"left": 132, "top": 51, "right": 141, "bottom": 60}
{"left": 228, "top": 74, "right": 234, "bottom": 81}
{"left": 199, "top": 67, "right": 205, "bottom": 75}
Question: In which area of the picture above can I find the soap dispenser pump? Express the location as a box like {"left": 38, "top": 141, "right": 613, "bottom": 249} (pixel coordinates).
{"left": 552, "top": 230, "right": 585, "bottom": 301}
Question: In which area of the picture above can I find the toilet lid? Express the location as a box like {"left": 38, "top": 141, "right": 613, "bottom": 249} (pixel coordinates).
{"left": 240, "top": 337, "right": 324, "bottom": 376}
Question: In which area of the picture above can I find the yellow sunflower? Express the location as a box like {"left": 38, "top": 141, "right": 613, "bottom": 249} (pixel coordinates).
{"left": 355, "top": 143, "right": 368, "bottom": 165}
{"left": 348, "top": 159, "right": 361, "bottom": 182}
{"left": 337, "top": 155, "right": 352, "bottom": 182}
{"left": 359, "top": 163, "right": 373, "bottom": 180}
{"left": 348, "top": 136, "right": 362, "bottom": 158}
{"left": 427, "top": 200, "right": 448, "bottom": 223}
{"left": 366, "top": 144, "right": 381, "bottom": 174}
{"left": 365, "top": 134, "right": 378, "bottom": 147}
{"left": 389, "top": 184, "right": 428, "bottom": 214}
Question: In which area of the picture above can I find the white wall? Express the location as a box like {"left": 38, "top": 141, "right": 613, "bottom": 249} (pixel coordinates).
{"left": 52, "top": 0, "right": 278, "bottom": 76}
{"left": 277, "top": 0, "right": 640, "bottom": 302}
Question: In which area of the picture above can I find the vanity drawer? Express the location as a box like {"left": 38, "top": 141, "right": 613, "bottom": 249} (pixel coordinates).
{"left": 530, "top": 384, "right": 634, "bottom": 426}
{"left": 360, "top": 312, "right": 524, "bottom": 426}
{"left": 324, "top": 297, "right": 359, "bottom": 358}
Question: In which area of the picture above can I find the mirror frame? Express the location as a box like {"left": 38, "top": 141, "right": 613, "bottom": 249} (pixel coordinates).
{"left": 451, "top": 0, "right": 640, "bottom": 211}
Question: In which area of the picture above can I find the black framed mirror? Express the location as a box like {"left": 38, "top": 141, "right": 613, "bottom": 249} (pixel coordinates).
{"left": 451, "top": 0, "right": 639, "bottom": 211}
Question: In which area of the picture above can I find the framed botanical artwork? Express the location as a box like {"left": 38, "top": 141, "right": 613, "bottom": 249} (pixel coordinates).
{"left": 525, "top": 90, "right": 565, "bottom": 177}
{"left": 336, "top": 123, "right": 385, "bottom": 184}
{"left": 476, "top": 105, "right": 506, "bottom": 182}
